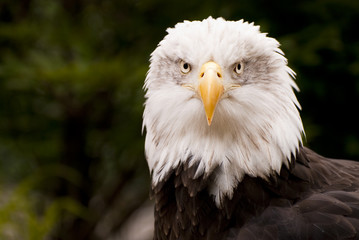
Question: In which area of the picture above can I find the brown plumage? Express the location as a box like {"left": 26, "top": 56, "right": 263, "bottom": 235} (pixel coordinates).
{"left": 151, "top": 147, "right": 359, "bottom": 240}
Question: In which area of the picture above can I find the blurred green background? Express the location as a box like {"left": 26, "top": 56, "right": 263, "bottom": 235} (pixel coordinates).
{"left": 0, "top": 0, "right": 359, "bottom": 239}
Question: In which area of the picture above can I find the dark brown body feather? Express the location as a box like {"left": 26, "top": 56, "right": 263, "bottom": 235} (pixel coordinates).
{"left": 151, "top": 147, "right": 359, "bottom": 240}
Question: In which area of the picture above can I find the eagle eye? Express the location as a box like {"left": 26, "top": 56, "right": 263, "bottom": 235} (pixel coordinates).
{"left": 234, "top": 63, "right": 243, "bottom": 74}
{"left": 180, "top": 60, "right": 191, "bottom": 74}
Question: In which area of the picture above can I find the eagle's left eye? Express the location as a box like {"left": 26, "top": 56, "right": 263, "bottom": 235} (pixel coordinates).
{"left": 180, "top": 60, "right": 191, "bottom": 74}
{"left": 234, "top": 62, "right": 243, "bottom": 74}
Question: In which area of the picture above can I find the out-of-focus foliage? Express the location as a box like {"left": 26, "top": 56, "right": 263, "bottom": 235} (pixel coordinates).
{"left": 0, "top": 165, "right": 89, "bottom": 240}
{"left": 0, "top": 0, "right": 148, "bottom": 239}
{"left": 0, "top": 0, "right": 358, "bottom": 239}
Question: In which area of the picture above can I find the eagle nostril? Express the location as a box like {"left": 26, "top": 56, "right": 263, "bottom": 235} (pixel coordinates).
{"left": 200, "top": 71, "right": 221, "bottom": 78}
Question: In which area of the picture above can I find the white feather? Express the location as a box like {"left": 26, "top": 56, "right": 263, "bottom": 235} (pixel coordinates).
{"left": 143, "top": 17, "right": 304, "bottom": 206}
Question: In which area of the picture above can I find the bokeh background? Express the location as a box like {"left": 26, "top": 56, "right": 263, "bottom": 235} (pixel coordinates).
{"left": 0, "top": 0, "right": 359, "bottom": 239}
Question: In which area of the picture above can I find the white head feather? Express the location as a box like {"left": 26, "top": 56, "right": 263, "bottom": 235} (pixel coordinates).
{"left": 143, "top": 17, "right": 304, "bottom": 205}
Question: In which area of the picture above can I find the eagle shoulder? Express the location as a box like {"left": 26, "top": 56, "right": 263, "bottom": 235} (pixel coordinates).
{"left": 234, "top": 147, "right": 359, "bottom": 240}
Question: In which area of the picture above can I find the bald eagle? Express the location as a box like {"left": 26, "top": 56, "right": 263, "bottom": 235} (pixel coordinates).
{"left": 143, "top": 17, "right": 359, "bottom": 240}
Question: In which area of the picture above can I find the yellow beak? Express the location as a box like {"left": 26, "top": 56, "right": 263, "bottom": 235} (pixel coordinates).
{"left": 198, "top": 61, "right": 224, "bottom": 126}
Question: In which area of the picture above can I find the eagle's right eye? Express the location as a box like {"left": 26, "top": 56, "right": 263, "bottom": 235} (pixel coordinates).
{"left": 180, "top": 60, "right": 191, "bottom": 74}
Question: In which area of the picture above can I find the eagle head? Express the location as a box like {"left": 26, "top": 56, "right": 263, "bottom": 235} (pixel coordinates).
{"left": 143, "top": 17, "right": 304, "bottom": 205}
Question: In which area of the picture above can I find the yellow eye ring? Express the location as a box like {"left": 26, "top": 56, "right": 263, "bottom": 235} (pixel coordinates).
{"left": 180, "top": 60, "right": 191, "bottom": 74}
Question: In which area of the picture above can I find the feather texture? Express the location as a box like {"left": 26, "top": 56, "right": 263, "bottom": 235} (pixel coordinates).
{"left": 151, "top": 147, "right": 359, "bottom": 240}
